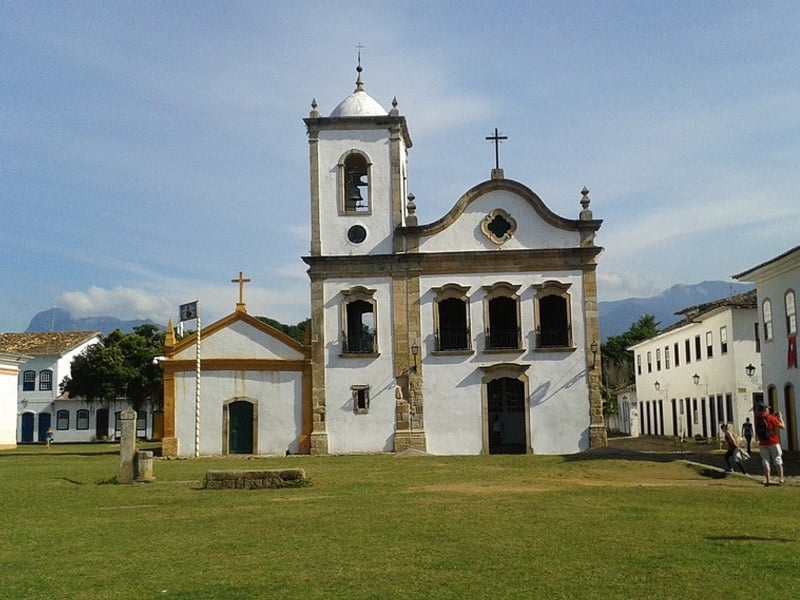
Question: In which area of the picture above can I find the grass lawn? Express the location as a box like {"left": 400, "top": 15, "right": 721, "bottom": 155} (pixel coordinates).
{"left": 1, "top": 445, "right": 797, "bottom": 599}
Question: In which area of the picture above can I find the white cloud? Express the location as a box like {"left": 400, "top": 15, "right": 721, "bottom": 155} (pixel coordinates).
{"left": 59, "top": 287, "right": 173, "bottom": 322}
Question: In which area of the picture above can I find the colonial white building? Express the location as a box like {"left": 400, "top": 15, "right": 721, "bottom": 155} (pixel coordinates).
{"left": 628, "top": 290, "right": 761, "bottom": 440}
{"left": 159, "top": 63, "right": 606, "bottom": 457}
{"left": 300, "top": 63, "right": 605, "bottom": 456}
{"left": 0, "top": 331, "right": 158, "bottom": 444}
{"left": 160, "top": 307, "right": 311, "bottom": 458}
{"left": 0, "top": 351, "right": 30, "bottom": 449}
{"left": 735, "top": 245, "right": 799, "bottom": 451}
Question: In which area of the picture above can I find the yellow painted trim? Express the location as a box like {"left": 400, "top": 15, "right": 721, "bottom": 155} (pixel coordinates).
{"left": 164, "top": 358, "right": 308, "bottom": 373}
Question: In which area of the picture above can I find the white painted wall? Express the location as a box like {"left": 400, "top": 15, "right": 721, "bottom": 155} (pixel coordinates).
{"left": 420, "top": 270, "right": 590, "bottom": 455}
{"left": 322, "top": 277, "right": 397, "bottom": 453}
{"left": 418, "top": 189, "right": 581, "bottom": 253}
{"left": 0, "top": 355, "right": 26, "bottom": 447}
{"left": 631, "top": 306, "right": 760, "bottom": 438}
{"left": 315, "top": 128, "right": 407, "bottom": 257}
{"left": 745, "top": 253, "right": 800, "bottom": 449}
{"left": 174, "top": 369, "right": 304, "bottom": 457}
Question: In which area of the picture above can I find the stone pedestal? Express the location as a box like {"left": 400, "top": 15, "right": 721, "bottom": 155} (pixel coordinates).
{"left": 394, "top": 430, "right": 427, "bottom": 453}
{"left": 310, "top": 431, "right": 329, "bottom": 456}
{"left": 118, "top": 407, "right": 137, "bottom": 484}
{"left": 161, "top": 437, "right": 178, "bottom": 458}
{"left": 135, "top": 450, "right": 155, "bottom": 481}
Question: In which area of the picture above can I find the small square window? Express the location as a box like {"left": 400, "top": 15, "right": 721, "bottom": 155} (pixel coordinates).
{"left": 352, "top": 385, "right": 370, "bottom": 415}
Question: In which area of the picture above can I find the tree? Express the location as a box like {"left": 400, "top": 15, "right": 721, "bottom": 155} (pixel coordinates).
{"left": 600, "top": 314, "right": 660, "bottom": 413}
{"left": 255, "top": 317, "right": 309, "bottom": 344}
{"left": 61, "top": 324, "right": 165, "bottom": 410}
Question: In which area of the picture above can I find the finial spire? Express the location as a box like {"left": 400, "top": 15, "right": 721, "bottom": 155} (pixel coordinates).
{"left": 354, "top": 42, "right": 365, "bottom": 92}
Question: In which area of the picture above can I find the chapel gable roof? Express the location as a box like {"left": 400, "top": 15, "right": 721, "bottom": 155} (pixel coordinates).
{"left": 167, "top": 310, "right": 307, "bottom": 360}
{"left": 0, "top": 331, "right": 101, "bottom": 357}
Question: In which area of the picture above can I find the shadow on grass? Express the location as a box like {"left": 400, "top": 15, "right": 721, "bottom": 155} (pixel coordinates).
{"left": 706, "top": 535, "right": 794, "bottom": 543}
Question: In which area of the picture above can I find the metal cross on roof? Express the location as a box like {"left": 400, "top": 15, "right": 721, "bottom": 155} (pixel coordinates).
{"left": 485, "top": 128, "right": 508, "bottom": 170}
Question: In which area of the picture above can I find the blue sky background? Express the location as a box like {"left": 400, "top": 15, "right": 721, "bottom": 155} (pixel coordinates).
{"left": 1, "top": 1, "right": 798, "bottom": 332}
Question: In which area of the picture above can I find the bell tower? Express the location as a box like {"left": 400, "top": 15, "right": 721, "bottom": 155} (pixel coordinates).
{"left": 304, "top": 60, "right": 413, "bottom": 258}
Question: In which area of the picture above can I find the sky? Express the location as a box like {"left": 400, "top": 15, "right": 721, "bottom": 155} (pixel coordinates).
{"left": 2, "top": 1, "right": 798, "bottom": 333}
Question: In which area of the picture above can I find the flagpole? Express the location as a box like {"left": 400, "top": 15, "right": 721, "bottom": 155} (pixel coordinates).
{"left": 195, "top": 316, "right": 201, "bottom": 458}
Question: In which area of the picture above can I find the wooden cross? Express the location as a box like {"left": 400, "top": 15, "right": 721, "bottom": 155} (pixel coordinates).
{"left": 231, "top": 271, "right": 251, "bottom": 311}
{"left": 485, "top": 128, "right": 508, "bottom": 170}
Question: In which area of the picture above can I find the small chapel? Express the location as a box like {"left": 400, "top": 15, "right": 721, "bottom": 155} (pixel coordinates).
{"left": 160, "top": 61, "right": 606, "bottom": 457}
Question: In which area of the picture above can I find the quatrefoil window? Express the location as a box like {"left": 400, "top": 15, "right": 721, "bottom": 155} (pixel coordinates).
{"left": 481, "top": 209, "right": 517, "bottom": 245}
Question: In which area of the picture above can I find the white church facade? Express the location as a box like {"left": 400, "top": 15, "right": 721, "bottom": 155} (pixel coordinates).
{"left": 161, "top": 64, "right": 606, "bottom": 457}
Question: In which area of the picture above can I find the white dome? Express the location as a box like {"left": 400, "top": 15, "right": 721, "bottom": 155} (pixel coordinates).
{"left": 329, "top": 89, "right": 387, "bottom": 117}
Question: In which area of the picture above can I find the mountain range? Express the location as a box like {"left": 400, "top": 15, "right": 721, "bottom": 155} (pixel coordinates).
{"left": 25, "top": 308, "right": 158, "bottom": 335}
{"left": 597, "top": 280, "right": 753, "bottom": 341}
{"left": 21, "top": 281, "right": 754, "bottom": 341}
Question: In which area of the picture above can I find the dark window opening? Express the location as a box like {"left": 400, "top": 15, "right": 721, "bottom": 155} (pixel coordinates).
{"left": 344, "top": 154, "right": 369, "bottom": 212}
{"left": 437, "top": 298, "right": 470, "bottom": 350}
{"left": 487, "top": 296, "right": 519, "bottom": 349}
{"left": 536, "top": 295, "right": 570, "bottom": 347}
{"left": 344, "top": 299, "right": 375, "bottom": 353}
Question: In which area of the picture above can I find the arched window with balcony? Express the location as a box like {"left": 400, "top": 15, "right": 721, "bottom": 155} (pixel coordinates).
{"left": 433, "top": 284, "right": 471, "bottom": 352}
{"left": 533, "top": 281, "right": 573, "bottom": 349}
{"left": 483, "top": 282, "right": 522, "bottom": 351}
{"left": 341, "top": 286, "right": 378, "bottom": 355}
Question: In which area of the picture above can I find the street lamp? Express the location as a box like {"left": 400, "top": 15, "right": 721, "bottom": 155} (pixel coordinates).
{"left": 590, "top": 340, "right": 598, "bottom": 370}
{"left": 692, "top": 373, "right": 700, "bottom": 386}
{"left": 745, "top": 363, "right": 756, "bottom": 379}
{"left": 411, "top": 342, "right": 419, "bottom": 371}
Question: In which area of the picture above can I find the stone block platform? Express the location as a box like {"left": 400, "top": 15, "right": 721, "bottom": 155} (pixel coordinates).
{"left": 203, "top": 468, "right": 306, "bottom": 489}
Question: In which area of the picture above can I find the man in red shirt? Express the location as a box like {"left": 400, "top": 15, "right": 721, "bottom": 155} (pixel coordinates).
{"left": 756, "top": 403, "right": 786, "bottom": 486}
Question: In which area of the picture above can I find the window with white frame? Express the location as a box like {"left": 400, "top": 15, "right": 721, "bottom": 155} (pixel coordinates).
{"left": 763, "top": 299, "right": 773, "bottom": 341}
{"left": 785, "top": 290, "right": 796, "bottom": 335}
{"left": 77, "top": 409, "right": 90, "bottom": 430}
{"left": 665, "top": 346, "right": 670, "bottom": 369}
{"left": 694, "top": 335, "right": 702, "bottom": 361}
{"left": 656, "top": 348, "right": 661, "bottom": 371}
{"left": 22, "top": 370, "right": 35, "bottom": 391}
{"left": 56, "top": 409, "right": 69, "bottom": 430}
{"left": 685, "top": 339, "right": 691, "bottom": 364}
{"left": 636, "top": 354, "right": 642, "bottom": 376}
{"left": 720, "top": 326, "right": 728, "bottom": 354}
{"left": 647, "top": 351, "right": 652, "bottom": 373}
{"left": 39, "top": 369, "right": 53, "bottom": 391}
{"left": 674, "top": 342, "right": 680, "bottom": 367}
{"left": 705, "top": 331, "right": 713, "bottom": 359}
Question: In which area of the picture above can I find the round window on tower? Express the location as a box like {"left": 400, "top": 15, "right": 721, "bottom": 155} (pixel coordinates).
{"left": 347, "top": 225, "right": 367, "bottom": 244}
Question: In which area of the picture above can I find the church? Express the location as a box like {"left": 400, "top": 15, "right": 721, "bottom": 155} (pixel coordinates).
{"left": 160, "top": 62, "right": 606, "bottom": 457}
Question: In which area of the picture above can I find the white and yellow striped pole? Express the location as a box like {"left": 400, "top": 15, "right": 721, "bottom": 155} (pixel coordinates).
{"left": 194, "top": 316, "right": 201, "bottom": 458}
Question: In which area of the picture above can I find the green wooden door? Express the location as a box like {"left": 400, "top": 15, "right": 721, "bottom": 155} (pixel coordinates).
{"left": 229, "top": 401, "right": 253, "bottom": 454}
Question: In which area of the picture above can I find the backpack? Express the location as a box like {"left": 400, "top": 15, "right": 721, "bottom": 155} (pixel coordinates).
{"left": 755, "top": 416, "right": 771, "bottom": 442}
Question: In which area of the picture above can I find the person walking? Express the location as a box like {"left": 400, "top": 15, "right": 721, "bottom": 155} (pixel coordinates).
{"left": 741, "top": 417, "right": 753, "bottom": 454}
{"left": 721, "top": 423, "right": 746, "bottom": 474}
{"left": 756, "top": 403, "right": 785, "bottom": 486}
